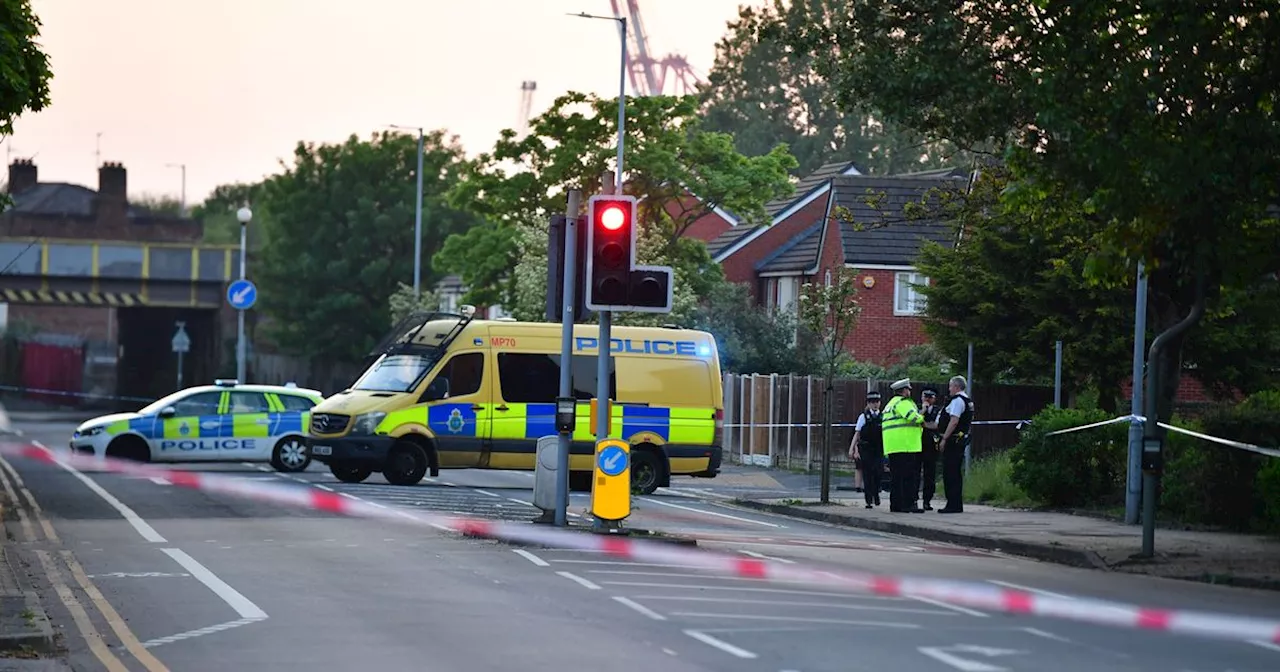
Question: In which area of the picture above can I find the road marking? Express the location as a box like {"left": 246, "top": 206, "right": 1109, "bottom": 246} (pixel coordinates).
{"left": 987, "top": 580, "right": 1075, "bottom": 600}
{"left": 34, "top": 550, "right": 131, "bottom": 672}
{"left": 640, "top": 497, "right": 783, "bottom": 527}
{"left": 89, "top": 572, "right": 191, "bottom": 579}
{"left": 912, "top": 595, "right": 989, "bottom": 617}
{"left": 315, "top": 484, "right": 335, "bottom": 492}
{"left": 918, "top": 645, "right": 1024, "bottom": 671}
{"left": 612, "top": 596, "right": 667, "bottom": 620}
{"left": 0, "top": 456, "right": 54, "bottom": 540}
{"left": 1021, "top": 627, "right": 1071, "bottom": 642}
{"left": 254, "top": 465, "right": 273, "bottom": 473}
{"left": 672, "top": 612, "right": 921, "bottom": 628}
{"left": 512, "top": 549, "right": 549, "bottom": 566}
{"left": 0, "top": 455, "right": 36, "bottom": 541}
{"left": 507, "top": 497, "right": 532, "bottom": 505}
{"left": 1250, "top": 640, "right": 1280, "bottom": 653}
{"left": 62, "top": 551, "right": 170, "bottom": 671}
{"left": 551, "top": 559, "right": 705, "bottom": 569}
{"left": 632, "top": 595, "right": 956, "bottom": 615}
{"left": 340, "top": 492, "right": 360, "bottom": 500}
{"left": 555, "top": 570, "right": 602, "bottom": 590}
{"left": 36, "top": 442, "right": 167, "bottom": 543}
{"left": 601, "top": 581, "right": 899, "bottom": 598}
{"left": 739, "top": 549, "right": 795, "bottom": 564}
{"left": 161, "top": 548, "right": 267, "bottom": 619}
{"left": 683, "top": 630, "right": 758, "bottom": 659}
{"left": 143, "top": 617, "right": 265, "bottom": 649}
{"left": 149, "top": 477, "right": 171, "bottom": 485}
{"left": 473, "top": 489, "right": 502, "bottom": 498}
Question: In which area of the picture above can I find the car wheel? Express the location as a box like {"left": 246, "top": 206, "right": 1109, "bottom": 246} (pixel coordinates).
{"left": 630, "top": 450, "right": 662, "bottom": 495}
{"left": 106, "top": 435, "right": 150, "bottom": 463}
{"left": 271, "top": 437, "right": 310, "bottom": 473}
{"left": 383, "top": 441, "right": 428, "bottom": 486}
{"left": 330, "top": 462, "right": 372, "bottom": 483}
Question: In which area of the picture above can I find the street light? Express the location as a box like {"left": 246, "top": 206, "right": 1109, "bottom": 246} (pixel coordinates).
{"left": 236, "top": 205, "right": 251, "bottom": 382}
{"left": 389, "top": 124, "right": 425, "bottom": 299}
{"left": 569, "top": 11, "right": 627, "bottom": 192}
{"left": 165, "top": 163, "right": 186, "bottom": 216}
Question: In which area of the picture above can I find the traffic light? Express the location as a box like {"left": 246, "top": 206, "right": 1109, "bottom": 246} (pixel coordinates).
{"left": 546, "top": 214, "right": 589, "bottom": 323}
{"left": 586, "top": 195, "right": 637, "bottom": 310}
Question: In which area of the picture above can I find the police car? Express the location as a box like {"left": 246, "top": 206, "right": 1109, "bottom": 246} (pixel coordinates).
{"left": 69, "top": 380, "right": 324, "bottom": 472}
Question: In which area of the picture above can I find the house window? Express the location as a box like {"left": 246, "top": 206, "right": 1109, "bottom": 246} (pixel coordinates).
{"left": 894, "top": 272, "right": 928, "bottom": 315}
{"left": 776, "top": 276, "right": 799, "bottom": 315}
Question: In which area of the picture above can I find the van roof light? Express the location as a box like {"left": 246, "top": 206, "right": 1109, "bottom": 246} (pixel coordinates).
{"left": 214, "top": 379, "right": 239, "bottom": 387}
{"left": 284, "top": 381, "right": 298, "bottom": 388}
{"left": 460, "top": 305, "right": 477, "bottom": 317}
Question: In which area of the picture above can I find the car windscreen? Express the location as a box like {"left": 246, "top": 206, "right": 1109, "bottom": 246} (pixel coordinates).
{"left": 137, "top": 390, "right": 192, "bottom": 415}
{"left": 352, "top": 354, "right": 437, "bottom": 393}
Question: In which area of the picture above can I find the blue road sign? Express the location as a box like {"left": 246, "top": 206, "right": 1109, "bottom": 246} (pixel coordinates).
{"left": 227, "top": 279, "right": 257, "bottom": 310}
{"left": 597, "top": 444, "right": 628, "bottom": 477}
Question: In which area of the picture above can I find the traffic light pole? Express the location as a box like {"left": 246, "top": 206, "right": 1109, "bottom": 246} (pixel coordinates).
{"left": 594, "top": 16, "right": 627, "bottom": 471}
{"left": 555, "top": 191, "right": 582, "bottom": 527}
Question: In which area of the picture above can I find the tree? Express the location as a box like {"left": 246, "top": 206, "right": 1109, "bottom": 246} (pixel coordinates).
{"left": 798, "top": 267, "right": 862, "bottom": 503}
{"left": 388, "top": 282, "right": 441, "bottom": 325}
{"left": 779, "top": 1, "right": 1280, "bottom": 420}
{"left": 192, "top": 182, "right": 269, "bottom": 247}
{"left": 254, "top": 130, "right": 479, "bottom": 361}
{"left": 1, "top": 0, "right": 52, "bottom": 207}
{"left": 689, "top": 282, "right": 816, "bottom": 375}
{"left": 699, "top": 0, "right": 962, "bottom": 176}
{"left": 436, "top": 92, "right": 797, "bottom": 308}
{"left": 131, "top": 194, "right": 185, "bottom": 217}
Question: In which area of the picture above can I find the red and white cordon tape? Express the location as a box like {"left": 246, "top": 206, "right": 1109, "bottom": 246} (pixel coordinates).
{"left": 3, "top": 442, "right": 1279, "bottom": 646}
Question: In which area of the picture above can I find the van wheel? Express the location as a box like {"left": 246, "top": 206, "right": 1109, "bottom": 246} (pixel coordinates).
{"left": 271, "top": 436, "right": 310, "bottom": 473}
{"left": 330, "top": 462, "right": 372, "bottom": 483}
{"left": 384, "top": 441, "right": 428, "bottom": 486}
{"left": 631, "top": 450, "right": 662, "bottom": 495}
{"left": 106, "top": 436, "right": 150, "bottom": 463}
{"left": 568, "top": 471, "right": 592, "bottom": 493}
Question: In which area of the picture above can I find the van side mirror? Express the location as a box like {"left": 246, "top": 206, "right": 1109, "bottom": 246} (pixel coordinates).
{"left": 159, "top": 407, "right": 177, "bottom": 418}
{"left": 421, "top": 377, "right": 450, "bottom": 402}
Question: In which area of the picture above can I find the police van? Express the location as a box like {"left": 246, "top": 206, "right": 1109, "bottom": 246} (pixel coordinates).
{"left": 306, "top": 310, "right": 724, "bottom": 493}
{"left": 69, "top": 380, "right": 324, "bottom": 472}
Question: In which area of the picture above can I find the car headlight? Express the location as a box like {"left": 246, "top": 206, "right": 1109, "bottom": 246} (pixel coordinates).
{"left": 350, "top": 412, "right": 386, "bottom": 436}
{"left": 74, "top": 426, "right": 106, "bottom": 439}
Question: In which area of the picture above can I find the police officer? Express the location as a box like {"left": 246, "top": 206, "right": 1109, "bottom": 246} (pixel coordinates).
{"left": 937, "top": 375, "right": 974, "bottom": 514}
{"left": 848, "top": 391, "right": 883, "bottom": 509}
{"left": 882, "top": 378, "right": 924, "bottom": 513}
{"left": 919, "top": 388, "right": 942, "bottom": 510}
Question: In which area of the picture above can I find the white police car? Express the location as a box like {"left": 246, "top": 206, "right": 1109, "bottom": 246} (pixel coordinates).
{"left": 69, "top": 380, "right": 324, "bottom": 472}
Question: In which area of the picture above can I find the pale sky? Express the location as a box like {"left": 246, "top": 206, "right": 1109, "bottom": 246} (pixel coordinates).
{"left": 6, "top": 0, "right": 754, "bottom": 206}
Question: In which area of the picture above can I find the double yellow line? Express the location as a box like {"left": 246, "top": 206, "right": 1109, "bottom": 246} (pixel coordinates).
{"left": 0, "top": 455, "right": 168, "bottom": 672}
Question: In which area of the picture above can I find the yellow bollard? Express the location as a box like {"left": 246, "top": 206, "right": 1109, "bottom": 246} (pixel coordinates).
{"left": 590, "top": 438, "right": 630, "bottom": 522}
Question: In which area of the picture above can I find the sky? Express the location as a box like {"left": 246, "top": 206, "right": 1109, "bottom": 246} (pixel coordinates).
{"left": 5, "top": 0, "right": 754, "bottom": 206}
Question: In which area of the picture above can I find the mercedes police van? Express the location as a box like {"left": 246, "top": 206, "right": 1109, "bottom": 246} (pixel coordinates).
{"left": 70, "top": 380, "right": 324, "bottom": 472}
{"left": 306, "top": 310, "right": 724, "bottom": 493}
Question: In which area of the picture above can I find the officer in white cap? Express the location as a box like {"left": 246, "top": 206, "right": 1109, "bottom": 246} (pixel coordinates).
{"left": 882, "top": 378, "right": 925, "bottom": 513}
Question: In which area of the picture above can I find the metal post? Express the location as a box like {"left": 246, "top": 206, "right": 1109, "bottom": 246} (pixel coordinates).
{"left": 614, "top": 18, "right": 626, "bottom": 192}
{"left": 1054, "top": 340, "right": 1063, "bottom": 408}
{"left": 413, "top": 129, "right": 424, "bottom": 299}
{"left": 1125, "top": 261, "right": 1148, "bottom": 524}
{"left": 236, "top": 223, "right": 247, "bottom": 382}
{"left": 965, "top": 343, "right": 973, "bottom": 477}
{"left": 176, "top": 351, "right": 184, "bottom": 390}
{"left": 805, "top": 375, "right": 813, "bottom": 470}
{"left": 555, "top": 190, "right": 582, "bottom": 527}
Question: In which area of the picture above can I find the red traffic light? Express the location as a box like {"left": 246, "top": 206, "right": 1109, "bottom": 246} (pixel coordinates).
{"left": 600, "top": 205, "right": 626, "bottom": 231}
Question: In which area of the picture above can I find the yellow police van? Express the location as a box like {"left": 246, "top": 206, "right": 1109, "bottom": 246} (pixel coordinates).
{"left": 306, "top": 311, "right": 724, "bottom": 493}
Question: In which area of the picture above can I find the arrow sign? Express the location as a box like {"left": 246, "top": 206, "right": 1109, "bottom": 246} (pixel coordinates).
{"left": 227, "top": 279, "right": 257, "bottom": 310}
{"left": 171, "top": 324, "right": 191, "bottom": 353}
{"left": 597, "top": 444, "right": 628, "bottom": 477}
{"left": 917, "top": 645, "right": 1025, "bottom": 672}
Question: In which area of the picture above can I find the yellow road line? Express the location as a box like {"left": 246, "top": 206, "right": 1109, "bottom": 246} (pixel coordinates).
{"left": 62, "top": 550, "right": 170, "bottom": 672}
{"left": 0, "top": 457, "right": 35, "bottom": 541}
{"left": 34, "top": 550, "right": 130, "bottom": 672}
{"left": 0, "top": 455, "right": 62, "bottom": 545}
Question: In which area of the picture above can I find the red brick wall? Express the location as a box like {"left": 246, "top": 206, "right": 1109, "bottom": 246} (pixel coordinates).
{"left": 1118, "top": 375, "right": 1230, "bottom": 405}
{"left": 683, "top": 212, "right": 732, "bottom": 243}
{"left": 8, "top": 304, "right": 113, "bottom": 341}
{"left": 1, "top": 212, "right": 202, "bottom": 243}
{"left": 721, "top": 192, "right": 831, "bottom": 292}
{"left": 843, "top": 269, "right": 929, "bottom": 364}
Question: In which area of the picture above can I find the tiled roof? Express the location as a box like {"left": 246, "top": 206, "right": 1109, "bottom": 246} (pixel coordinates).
{"left": 833, "top": 175, "right": 966, "bottom": 267}
{"left": 7, "top": 183, "right": 161, "bottom": 219}
{"left": 755, "top": 221, "right": 823, "bottom": 274}
{"left": 764, "top": 160, "right": 860, "bottom": 219}
{"left": 706, "top": 225, "right": 762, "bottom": 257}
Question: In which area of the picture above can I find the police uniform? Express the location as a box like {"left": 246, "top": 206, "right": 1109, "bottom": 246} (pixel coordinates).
{"left": 919, "top": 388, "right": 942, "bottom": 510}
{"left": 853, "top": 392, "right": 883, "bottom": 508}
{"left": 882, "top": 378, "right": 924, "bottom": 513}
{"left": 937, "top": 386, "right": 974, "bottom": 513}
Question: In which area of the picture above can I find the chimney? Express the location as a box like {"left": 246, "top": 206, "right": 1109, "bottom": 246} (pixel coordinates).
{"left": 7, "top": 159, "right": 37, "bottom": 194}
{"left": 98, "top": 162, "right": 127, "bottom": 199}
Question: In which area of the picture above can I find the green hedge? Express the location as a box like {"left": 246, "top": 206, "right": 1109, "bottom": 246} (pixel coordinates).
{"left": 1008, "top": 407, "right": 1128, "bottom": 507}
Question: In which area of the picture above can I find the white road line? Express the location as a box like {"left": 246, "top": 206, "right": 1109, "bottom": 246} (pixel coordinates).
{"left": 143, "top": 617, "right": 265, "bottom": 648}
{"left": 739, "top": 549, "right": 795, "bottom": 564}
{"left": 507, "top": 497, "right": 531, "bottom": 505}
{"left": 148, "top": 477, "right": 170, "bottom": 485}
{"left": 602, "top": 581, "right": 902, "bottom": 599}
{"left": 254, "top": 465, "right": 273, "bottom": 473}
{"left": 641, "top": 497, "right": 783, "bottom": 528}
{"left": 473, "top": 489, "right": 502, "bottom": 498}
{"left": 1249, "top": 640, "right": 1280, "bottom": 653}
{"left": 633, "top": 595, "right": 956, "bottom": 615}
{"left": 1022, "top": 627, "right": 1071, "bottom": 642}
{"left": 555, "top": 571, "right": 602, "bottom": 590}
{"left": 551, "top": 560, "right": 705, "bottom": 569}
{"left": 987, "top": 579, "right": 1076, "bottom": 600}
{"left": 339, "top": 492, "right": 360, "bottom": 500}
{"left": 612, "top": 596, "right": 666, "bottom": 620}
{"left": 36, "top": 442, "right": 167, "bottom": 543}
{"left": 161, "top": 548, "right": 267, "bottom": 619}
{"left": 315, "top": 484, "right": 335, "bottom": 492}
{"left": 512, "top": 549, "right": 549, "bottom": 567}
{"left": 683, "top": 630, "right": 758, "bottom": 659}
{"left": 912, "top": 595, "right": 989, "bottom": 618}
{"left": 674, "top": 612, "right": 921, "bottom": 628}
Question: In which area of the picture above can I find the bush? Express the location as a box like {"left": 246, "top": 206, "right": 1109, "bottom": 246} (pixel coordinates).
{"left": 964, "top": 451, "right": 1032, "bottom": 507}
{"left": 1009, "top": 407, "right": 1128, "bottom": 507}
{"left": 1160, "top": 390, "right": 1280, "bottom": 532}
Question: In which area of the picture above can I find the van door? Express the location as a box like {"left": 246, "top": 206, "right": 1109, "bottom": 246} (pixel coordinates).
{"left": 420, "top": 350, "right": 489, "bottom": 468}
{"left": 490, "top": 351, "right": 564, "bottom": 470}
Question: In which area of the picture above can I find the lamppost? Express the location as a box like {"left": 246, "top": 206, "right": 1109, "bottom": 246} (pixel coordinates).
{"left": 389, "top": 124, "right": 425, "bottom": 298}
{"left": 236, "top": 205, "right": 251, "bottom": 382}
{"left": 166, "top": 163, "right": 186, "bottom": 216}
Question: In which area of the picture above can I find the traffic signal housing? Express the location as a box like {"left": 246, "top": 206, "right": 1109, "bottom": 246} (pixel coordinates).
{"left": 546, "top": 214, "right": 589, "bottom": 323}
{"left": 584, "top": 194, "right": 675, "bottom": 314}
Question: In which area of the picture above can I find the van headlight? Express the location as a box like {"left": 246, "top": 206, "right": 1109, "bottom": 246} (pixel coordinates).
{"left": 351, "top": 412, "right": 387, "bottom": 436}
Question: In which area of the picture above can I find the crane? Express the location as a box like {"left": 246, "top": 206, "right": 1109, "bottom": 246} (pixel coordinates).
{"left": 607, "top": 0, "right": 703, "bottom": 97}
{"left": 517, "top": 80, "right": 537, "bottom": 135}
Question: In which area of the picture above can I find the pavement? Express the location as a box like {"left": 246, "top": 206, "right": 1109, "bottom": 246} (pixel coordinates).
{"left": 0, "top": 419, "right": 1277, "bottom": 671}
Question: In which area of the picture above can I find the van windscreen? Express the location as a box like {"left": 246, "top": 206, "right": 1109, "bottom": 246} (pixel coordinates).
{"left": 352, "top": 353, "right": 438, "bottom": 393}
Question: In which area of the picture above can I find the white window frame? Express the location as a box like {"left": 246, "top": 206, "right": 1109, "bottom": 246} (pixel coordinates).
{"left": 894, "top": 271, "right": 928, "bottom": 316}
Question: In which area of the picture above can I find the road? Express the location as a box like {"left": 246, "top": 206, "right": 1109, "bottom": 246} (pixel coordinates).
{"left": 2, "top": 419, "right": 1279, "bottom": 672}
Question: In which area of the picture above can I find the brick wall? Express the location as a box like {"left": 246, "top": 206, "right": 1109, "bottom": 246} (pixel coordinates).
{"left": 1118, "top": 375, "right": 1229, "bottom": 405}
{"left": 665, "top": 196, "right": 733, "bottom": 243}
{"left": 8, "top": 304, "right": 113, "bottom": 341}
{"left": 0, "top": 212, "right": 202, "bottom": 244}
{"left": 721, "top": 192, "right": 831, "bottom": 292}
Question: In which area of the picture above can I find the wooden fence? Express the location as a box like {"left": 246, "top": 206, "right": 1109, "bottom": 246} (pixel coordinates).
{"left": 721, "top": 373, "right": 1055, "bottom": 470}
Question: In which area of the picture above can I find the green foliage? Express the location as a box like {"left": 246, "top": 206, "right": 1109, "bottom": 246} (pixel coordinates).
{"left": 702, "top": 0, "right": 963, "bottom": 176}
{"left": 798, "top": 267, "right": 862, "bottom": 385}
{"left": 192, "top": 183, "right": 269, "bottom": 247}
{"left": 0, "top": 0, "right": 52, "bottom": 207}
{"left": 1160, "top": 392, "right": 1280, "bottom": 532}
{"left": 964, "top": 452, "right": 1032, "bottom": 508}
{"left": 688, "top": 282, "right": 816, "bottom": 375}
{"left": 435, "top": 92, "right": 797, "bottom": 307}
{"left": 388, "top": 283, "right": 441, "bottom": 325}
{"left": 131, "top": 194, "right": 185, "bottom": 217}
{"left": 1009, "top": 407, "right": 1127, "bottom": 508}
{"left": 884, "top": 344, "right": 953, "bottom": 383}
{"left": 254, "top": 130, "right": 479, "bottom": 361}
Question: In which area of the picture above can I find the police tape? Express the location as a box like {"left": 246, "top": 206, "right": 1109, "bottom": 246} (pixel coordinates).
{"left": 722, "top": 420, "right": 1026, "bottom": 429}
{"left": 0, "top": 385, "right": 155, "bottom": 404}
{"left": 1041, "top": 414, "right": 1280, "bottom": 459}
{"left": 1, "top": 442, "right": 1278, "bottom": 646}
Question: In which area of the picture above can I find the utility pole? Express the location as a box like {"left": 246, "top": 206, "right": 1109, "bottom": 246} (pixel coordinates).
{"left": 554, "top": 190, "right": 582, "bottom": 526}
{"left": 96, "top": 132, "right": 103, "bottom": 167}
{"left": 1125, "top": 261, "right": 1148, "bottom": 524}
{"left": 389, "top": 125, "right": 425, "bottom": 299}
{"left": 166, "top": 163, "right": 187, "bottom": 216}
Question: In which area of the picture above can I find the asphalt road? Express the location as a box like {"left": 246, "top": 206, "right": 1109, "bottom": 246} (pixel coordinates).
{"left": 3, "top": 420, "right": 1279, "bottom": 672}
